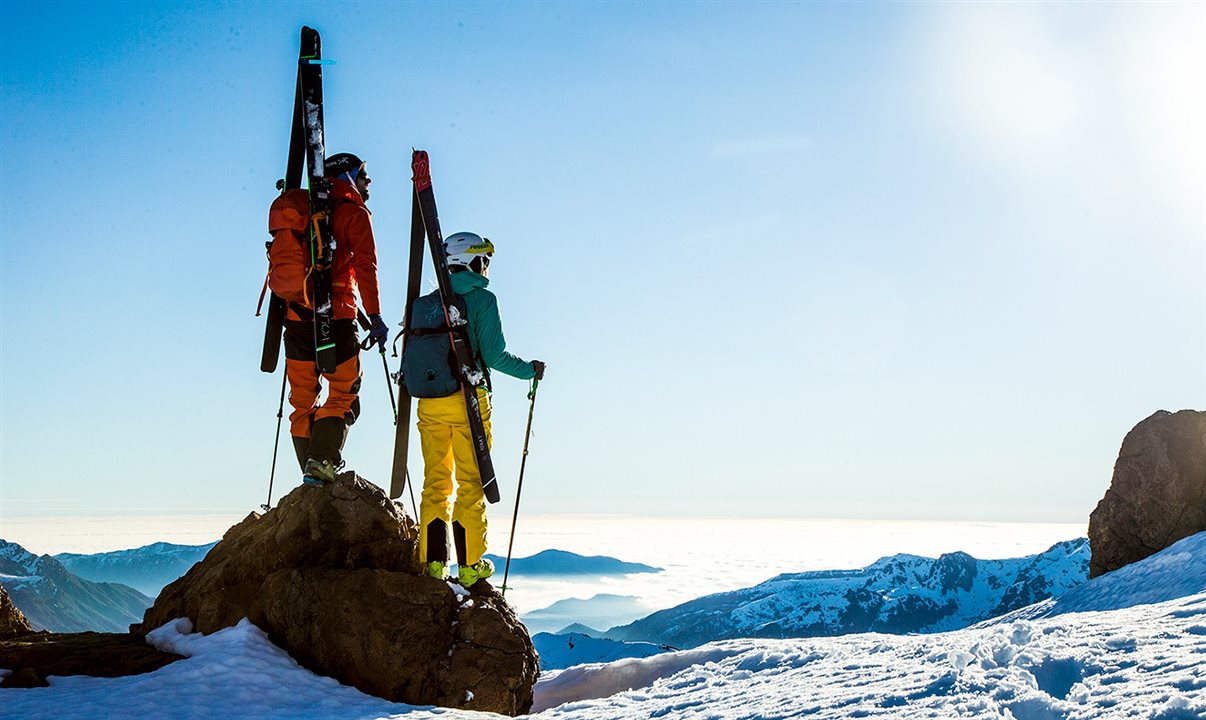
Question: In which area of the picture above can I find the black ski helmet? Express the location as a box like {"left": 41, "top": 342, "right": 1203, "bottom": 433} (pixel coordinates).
{"left": 325, "top": 152, "right": 365, "bottom": 179}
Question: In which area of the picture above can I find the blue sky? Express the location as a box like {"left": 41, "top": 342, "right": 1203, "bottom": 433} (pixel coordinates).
{"left": 1, "top": 1, "right": 1203, "bottom": 525}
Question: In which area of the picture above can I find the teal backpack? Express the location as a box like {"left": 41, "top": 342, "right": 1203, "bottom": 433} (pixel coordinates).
{"left": 401, "top": 290, "right": 487, "bottom": 398}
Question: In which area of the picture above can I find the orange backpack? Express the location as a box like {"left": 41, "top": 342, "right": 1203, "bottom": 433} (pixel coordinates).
{"left": 265, "top": 189, "right": 312, "bottom": 307}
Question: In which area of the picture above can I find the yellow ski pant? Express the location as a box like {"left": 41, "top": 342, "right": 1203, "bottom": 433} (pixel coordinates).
{"left": 418, "top": 387, "right": 492, "bottom": 566}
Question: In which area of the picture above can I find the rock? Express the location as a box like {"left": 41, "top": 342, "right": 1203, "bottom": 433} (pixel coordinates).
{"left": 0, "top": 631, "right": 182, "bottom": 688}
{"left": 135, "top": 473, "right": 538, "bottom": 715}
{"left": 1089, "top": 409, "right": 1206, "bottom": 578}
{"left": 0, "top": 585, "right": 32, "bottom": 636}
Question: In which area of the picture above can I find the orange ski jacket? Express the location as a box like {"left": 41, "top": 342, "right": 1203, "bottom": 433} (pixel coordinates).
{"left": 327, "top": 178, "right": 381, "bottom": 320}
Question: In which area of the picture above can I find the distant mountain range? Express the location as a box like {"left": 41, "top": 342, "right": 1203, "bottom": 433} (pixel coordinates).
{"left": 47, "top": 545, "right": 654, "bottom": 603}
{"left": 483, "top": 549, "right": 661, "bottom": 576}
{"left": 605, "top": 539, "right": 1089, "bottom": 648}
{"left": 0, "top": 539, "right": 151, "bottom": 633}
{"left": 56, "top": 541, "right": 217, "bottom": 597}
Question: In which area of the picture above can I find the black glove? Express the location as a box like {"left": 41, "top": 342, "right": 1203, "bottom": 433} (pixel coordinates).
{"left": 368, "top": 314, "right": 390, "bottom": 352}
{"left": 531, "top": 360, "right": 546, "bottom": 380}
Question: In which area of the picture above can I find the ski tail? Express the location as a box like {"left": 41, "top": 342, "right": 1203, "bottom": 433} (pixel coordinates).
{"left": 260, "top": 43, "right": 310, "bottom": 374}
{"left": 390, "top": 186, "right": 426, "bottom": 499}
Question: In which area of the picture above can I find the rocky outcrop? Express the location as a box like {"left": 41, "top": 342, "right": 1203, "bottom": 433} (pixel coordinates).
{"left": 0, "top": 585, "right": 32, "bottom": 636}
{"left": 135, "top": 473, "right": 538, "bottom": 715}
{"left": 1089, "top": 410, "right": 1206, "bottom": 578}
{"left": 0, "top": 631, "right": 182, "bottom": 688}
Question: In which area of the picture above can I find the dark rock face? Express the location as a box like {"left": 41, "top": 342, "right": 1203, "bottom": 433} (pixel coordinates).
{"left": 0, "top": 585, "right": 33, "bottom": 636}
{"left": 135, "top": 473, "right": 538, "bottom": 715}
{"left": 0, "top": 631, "right": 181, "bottom": 688}
{"left": 1089, "top": 410, "right": 1206, "bottom": 578}
{"left": 929, "top": 552, "right": 977, "bottom": 593}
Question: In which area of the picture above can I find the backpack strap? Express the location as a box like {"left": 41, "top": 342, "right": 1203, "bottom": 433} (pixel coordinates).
{"left": 449, "top": 294, "right": 491, "bottom": 391}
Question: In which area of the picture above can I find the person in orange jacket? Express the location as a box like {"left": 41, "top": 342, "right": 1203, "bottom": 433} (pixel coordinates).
{"left": 279, "top": 152, "right": 388, "bottom": 485}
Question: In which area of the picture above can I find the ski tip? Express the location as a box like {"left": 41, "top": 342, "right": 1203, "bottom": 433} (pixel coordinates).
{"left": 412, "top": 151, "right": 432, "bottom": 191}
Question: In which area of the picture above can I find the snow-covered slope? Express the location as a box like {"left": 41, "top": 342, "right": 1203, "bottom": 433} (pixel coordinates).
{"left": 532, "top": 592, "right": 1206, "bottom": 718}
{"left": 999, "top": 530, "right": 1206, "bottom": 621}
{"left": 607, "top": 538, "right": 1089, "bottom": 647}
{"left": 0, "top": 539, "right": 151, "bottom": 633}
{"left": 3, "top": 534, "right": 1202, "bottom": 719}
{"left": 55, "top": 542, "right": 216, "bottom": 597}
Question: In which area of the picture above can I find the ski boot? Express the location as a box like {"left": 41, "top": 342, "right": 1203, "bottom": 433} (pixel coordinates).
{"left": 457, "top": 558, "right": 495, "bottom": 588}
{"left": 302, "top": 458, "right": 338, "bottom": 487}
{"left": 426, "top": 561, "right": 449, "bottom": 581}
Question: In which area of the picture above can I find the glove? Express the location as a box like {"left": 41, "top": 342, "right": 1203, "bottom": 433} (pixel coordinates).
{"left": 531, "top": 360, "right": 546, "bottom": 381}
{"left": 368, "top": 314, "right": 390, "bottom": 352}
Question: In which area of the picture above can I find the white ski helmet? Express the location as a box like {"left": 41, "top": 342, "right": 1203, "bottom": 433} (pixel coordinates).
{"left": 444, "top": 232, "right": 495, "bottom": 268}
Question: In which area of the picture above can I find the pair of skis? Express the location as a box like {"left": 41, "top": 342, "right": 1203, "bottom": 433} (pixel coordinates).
{"left": 391, "top": 151, "right": 499, "bottom": 505}
{"left": 260, "top": 26, "right": 338, "bottom": 375}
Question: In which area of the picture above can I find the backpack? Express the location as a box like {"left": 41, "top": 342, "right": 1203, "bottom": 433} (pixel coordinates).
{"left": 401, "top": 290, "right": 488, "bottom": 398}
{"left": 265, "top": 188, "right": 313, "bottom": 306}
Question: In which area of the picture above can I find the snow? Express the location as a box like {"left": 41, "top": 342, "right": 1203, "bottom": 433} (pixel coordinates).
{"left": 4, "top": 534, "right": 1205, "bottom": 719}
{"left": 1046, "top": 531, "right": 1206, "bottom": 615}
{"left": 7, "top": 596, "right": 1200, "bottom": 719}
{"left": 4, "top": 617, "right": 425, "bottom": 720}
{"left": 531, "top": 595, "right": 1206, "bottom": 718}
{"left": 0, "top": 573, "right": 45, "bottom": 589}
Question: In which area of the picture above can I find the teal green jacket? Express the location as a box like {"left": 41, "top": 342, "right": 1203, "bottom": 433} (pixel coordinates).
{"left": 451, "top": 270, "right": 536, "bottom": 381}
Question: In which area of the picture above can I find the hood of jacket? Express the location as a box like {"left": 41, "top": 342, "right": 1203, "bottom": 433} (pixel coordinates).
{"left": 450, "top": 269, "right": 489, "bottom": 295}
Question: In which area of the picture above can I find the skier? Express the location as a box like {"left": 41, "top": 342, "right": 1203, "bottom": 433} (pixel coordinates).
{"left": 417, "top": 232, "right": 545, "bottom": 587}
{"left": 277, "top": 152, "right": 389, "bottom": 486}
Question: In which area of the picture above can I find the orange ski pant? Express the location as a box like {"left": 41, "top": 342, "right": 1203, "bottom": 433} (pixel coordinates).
{"left": 418, "top": 387, "right": 492, "bottom": 566}
{"left": 283, "top": 316, "right": 363, "bottom": 439}
{"left": 285, "top": 353, "right": 362, "bottom": 437}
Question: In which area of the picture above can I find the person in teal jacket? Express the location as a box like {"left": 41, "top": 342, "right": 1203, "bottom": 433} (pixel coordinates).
{"left": 418, "top": 232, "right": 545, "bottom": 587}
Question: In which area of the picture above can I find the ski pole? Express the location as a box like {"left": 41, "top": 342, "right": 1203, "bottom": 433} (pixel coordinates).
{"left": 501, "top": 377, "right": 540, "bottom": 596}
{"left": 380, "top": 349, "right": 398, "bottom": 423}
{"left": 358, "top": 310, "right": 398, "bottom": 423}
{"left": 263, "top": 369, "right": 288, "bottom": 512}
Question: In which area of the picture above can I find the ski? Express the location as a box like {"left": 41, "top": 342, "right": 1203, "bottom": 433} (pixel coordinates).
{"left": 298, "top": 26, "right": 338, "bottom": 374}
{"left": 410, "top": 150, "right": 500, "bottom": 504}
{"left": 389, "top": 184, "right": 427, "bottom": 499}
{"left": 259, "top": 45, "right": 308, "bottom": 374}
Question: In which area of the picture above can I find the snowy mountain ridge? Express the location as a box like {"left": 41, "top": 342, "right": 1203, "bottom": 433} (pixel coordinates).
{"left": 0, "top": 539, "right": 152, "bottom": 633}
{"left": 607, "top": 538, "right": 1089, "bottom": 647}
{"left": 0, "top": 541, "right": 47, "bottom": 578}
{"left": 52, "top": 543, "right": 654, "bottom": 599}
